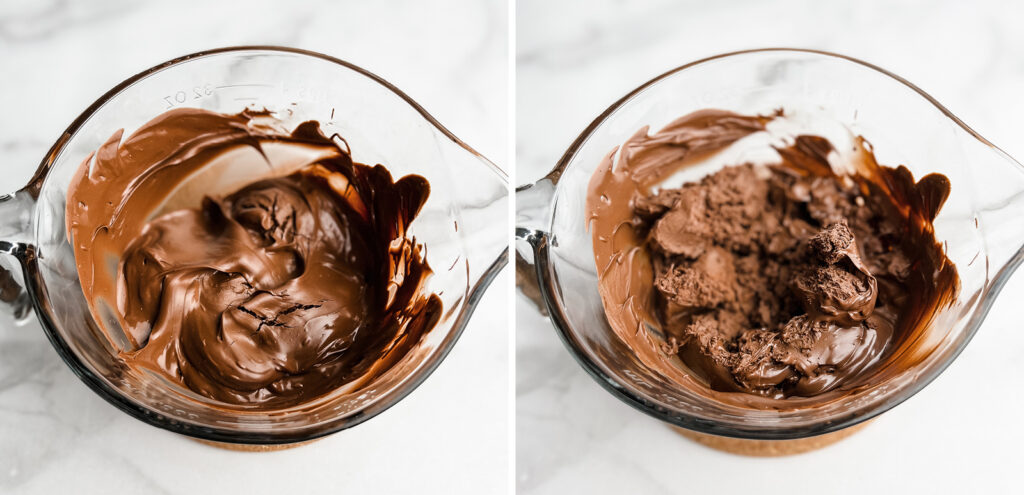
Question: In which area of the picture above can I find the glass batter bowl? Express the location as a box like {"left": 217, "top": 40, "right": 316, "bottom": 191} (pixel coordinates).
{"left": 516, "top": 48, "right": 1024, "bottom": 439}
{"left": 0, "top": 46, "right": 507, "bottom": 445}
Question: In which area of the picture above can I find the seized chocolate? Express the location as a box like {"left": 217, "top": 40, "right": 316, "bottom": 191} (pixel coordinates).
{"left": 586, "top": 110, "right": 958, "bottom": 409}
{"left": 67, "top": 109, "right": 441, "bottom": 409}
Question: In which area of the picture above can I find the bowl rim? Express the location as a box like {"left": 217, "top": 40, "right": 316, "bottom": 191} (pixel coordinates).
{"left": 534, "top": 47, "right": 1022, "bottom": 439}
{"left": 16, "top": 45, "right": 508, "bottom": 445}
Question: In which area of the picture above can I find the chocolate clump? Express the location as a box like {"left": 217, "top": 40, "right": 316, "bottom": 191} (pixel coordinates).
{"left": 642, "top": 161, "right": 928, "bottom": 398}
{"left": 586, "top": 109, "right": 958, "bottom": 407}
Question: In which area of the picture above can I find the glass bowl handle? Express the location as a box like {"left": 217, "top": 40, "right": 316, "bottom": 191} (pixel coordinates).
{"left": 515, "top": 178, "right": 556, "bottom": 314}
{"left": 0, "top": 189, "right": 35, "bottom": 322}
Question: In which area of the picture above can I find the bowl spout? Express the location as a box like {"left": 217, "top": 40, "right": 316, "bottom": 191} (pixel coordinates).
{"left": 441, "top": 142, "right": 509, "bottom": 292}
{"left": 964, "top": 136, "right": 1024, "bottom": 292}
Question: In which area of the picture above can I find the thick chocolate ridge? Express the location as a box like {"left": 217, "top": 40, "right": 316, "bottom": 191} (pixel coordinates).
{"left": 67, "top": 109, "right": 441, "bottom": 409}
{"left": 586, "top": 109, "right": 958, "bottom": 409}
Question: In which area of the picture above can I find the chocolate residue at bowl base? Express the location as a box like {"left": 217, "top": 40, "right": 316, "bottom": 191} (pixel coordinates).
{"left": 586, "top": 109, "right": 959, "bottom": 409}
{"left": 66, "top": 109, "right": 441, "bottom": 410}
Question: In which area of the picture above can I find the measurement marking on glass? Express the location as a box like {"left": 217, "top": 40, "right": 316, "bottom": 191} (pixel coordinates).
{"left": 162, "top": 84, "right": 214, "bottom": 108}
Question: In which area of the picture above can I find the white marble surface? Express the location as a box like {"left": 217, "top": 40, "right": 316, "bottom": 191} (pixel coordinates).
{"left": 516, "top": 1, "right": 1024, "bottom": 493}
{"left": 0, "top": 1, "right": 508, "bottom": 494}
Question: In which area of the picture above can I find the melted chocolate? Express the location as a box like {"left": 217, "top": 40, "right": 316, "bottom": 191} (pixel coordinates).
{"left": 66, "top": 109, "right": 441, "bottom": 409}
{"left": 586, "top": 109, "right": 959, "bottom": 409}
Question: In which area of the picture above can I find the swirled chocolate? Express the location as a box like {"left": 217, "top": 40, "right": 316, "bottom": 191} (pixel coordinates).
{"left": 66, "top": 108, "right": 441, "bottom": 409}
{"left": 586, "top": 109, "right": 959, "bottom": 408}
